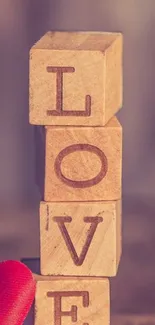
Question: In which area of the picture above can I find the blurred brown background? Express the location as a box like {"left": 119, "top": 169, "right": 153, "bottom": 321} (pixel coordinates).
{"left": 0, "top": 0, "right": 155, "bottom": 317}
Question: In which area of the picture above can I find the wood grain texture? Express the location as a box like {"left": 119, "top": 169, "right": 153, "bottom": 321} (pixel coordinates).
{"left": 34, "top": 275, "right": 109, "bottom": 325}
{"left": 40, "top": 200, "right": 122, "bottom": 277}
{"left": 111, "top": 315, "right": 155, "bottom": 325}
{"left": 44, "top": 117, "right": 122, "bottom": 201}
{"left": 29, "top": 31, "right": 123, "bottom": 126}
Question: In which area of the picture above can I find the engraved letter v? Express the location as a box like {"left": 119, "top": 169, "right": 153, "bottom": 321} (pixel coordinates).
{"left": 53, "top": 216, "right": 103, "bottom": 266}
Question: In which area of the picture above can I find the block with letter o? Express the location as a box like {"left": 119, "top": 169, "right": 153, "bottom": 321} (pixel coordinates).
{"left": 44, "top": 116, "right": 122, "bottom": 202}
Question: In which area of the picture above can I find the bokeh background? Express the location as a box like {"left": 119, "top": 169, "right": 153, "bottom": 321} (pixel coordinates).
{"left": 0, "top": 0, "right": 155, "bottom": 317}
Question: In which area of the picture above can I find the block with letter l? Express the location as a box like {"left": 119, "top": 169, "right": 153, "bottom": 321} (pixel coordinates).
{"left": 44, "top": 116, "right": 122, "bottom": 202}
{"left": 29, "top": 31, "right": 122, "bottom": 126}
{"left": 34, "top": 275, "right": 109, "bottom": 325}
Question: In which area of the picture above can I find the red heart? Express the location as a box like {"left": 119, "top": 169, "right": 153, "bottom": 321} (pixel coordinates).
{"left": 0, "top": 260, "right": 36, "bottom": 325}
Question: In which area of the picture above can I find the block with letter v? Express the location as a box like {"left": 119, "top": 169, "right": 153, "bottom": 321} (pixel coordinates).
{"left": 53, "top": 215, "right": 103, "bottom": 266}
{"left": 40, "top": 200, "right": 122, "bottom": 276}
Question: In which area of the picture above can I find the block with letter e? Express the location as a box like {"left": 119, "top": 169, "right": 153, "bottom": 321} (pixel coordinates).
{"left": 34, "top": 275, "right": 109, "bottom": 325}
{"left": 44, "top": 116, "right": 122, "bottom": 201}
{"left": 29, "top": 31, "right": 122, "bottom": 126}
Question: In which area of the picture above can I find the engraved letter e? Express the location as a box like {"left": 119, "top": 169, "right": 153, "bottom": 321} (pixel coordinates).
{"left": 47, "top": 290, "right": 89, "bottom": 325}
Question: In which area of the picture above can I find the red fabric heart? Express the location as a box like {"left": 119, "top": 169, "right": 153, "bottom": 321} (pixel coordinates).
{"left": 0, "top": 260, "right": 36, "bottom": 325}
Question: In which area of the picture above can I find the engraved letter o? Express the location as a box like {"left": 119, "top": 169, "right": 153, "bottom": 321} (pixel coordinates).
{"left": 54, "top": 144, "right": 108, "bottom": 188}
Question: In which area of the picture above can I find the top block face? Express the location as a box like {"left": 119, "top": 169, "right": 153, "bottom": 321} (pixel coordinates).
{"left": 29, "top": 31, "right": 123, "bottom": 126}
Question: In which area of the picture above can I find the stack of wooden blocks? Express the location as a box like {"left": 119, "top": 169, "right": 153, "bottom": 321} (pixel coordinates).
{"left": 29, "top": 31, "right": 123, "bottom": 325}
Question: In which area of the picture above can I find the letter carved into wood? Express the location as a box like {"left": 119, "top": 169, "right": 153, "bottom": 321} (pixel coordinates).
{"left": 53, "top": 216, "right": 103, "bottom": 265}
{"left": 54, "top": 144, "right": 108, "bottom": 188}
{"left": 46, "top": 67, "right": 91, "bottom": 116}
{"left": 47, "top": 291, "right": 89, "bottom": 325}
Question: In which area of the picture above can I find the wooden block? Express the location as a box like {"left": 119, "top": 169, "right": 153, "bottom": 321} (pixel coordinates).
{"left": 44, "top": 117, "right": 122, "bottom": 201}
{"left": 34, "top": 274, "right": 110, "bottom": 325}
{"left": 29, "top": 31, "right": 123, "bottom": 126}
{"left": 40, "top": 200, "right": 122, "bottom": 277}
{"left": 111, "top": 315, "right": 155, "bottom": 325}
